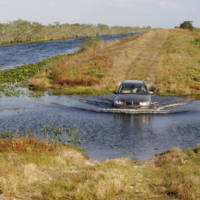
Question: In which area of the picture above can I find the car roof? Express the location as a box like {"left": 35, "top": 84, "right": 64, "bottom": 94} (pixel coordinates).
{"left": 120, "top": 80, "right": 145, "bottom": 85}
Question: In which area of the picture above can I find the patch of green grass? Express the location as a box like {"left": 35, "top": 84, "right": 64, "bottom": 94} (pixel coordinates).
{"left": 0, "top": 131, "right": 14, "bottom": 139}
{"left": 158, "top": 92, "right": 178, "bottom": 97}
{"left": 80, "top": 38, "right": 100, "bottom": 51}
{"left": 0, "top": 55, "right": 64, "bottom": 85}
{"left": 0, "top": 63, "right": 44, "bottom": 84}
{"left": 48, "top": 86, "right": 114, "bottom": 96}
{"left": 0, "top": 55, "right": 66, "bottom": 96}
{"left": 191, "top": 38, "right": 200, "bottom": 47}
{"left": 48, "top": 86, "right": 95, "bottom": 95}
{"left": 194, "top": 28, "right": 200, "bottom": 32}
{"left": 186, "top": 66, "right": 200, "bottom": 82}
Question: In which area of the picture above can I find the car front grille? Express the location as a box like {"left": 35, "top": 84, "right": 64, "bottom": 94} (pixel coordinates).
{"left": 125, "top": 101, "right": 139, "bottom": 106}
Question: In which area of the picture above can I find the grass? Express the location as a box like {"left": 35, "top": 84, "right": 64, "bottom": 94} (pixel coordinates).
{"left": 0, "top": 135, "right": 199, "bottom": 200}
{"left": 0, "top": 54, "right": 66, "bottom": 96}
{"left": 1, "top": 28, "right": 200, "bottom": 96}
{"left": 191, "top": 38, "right": 200, "bottom": 47}
{"left": 27, "top": 29, "right": 200, "bottom": 96}
{"left": 28, "top": 35, "right": 141, "bottom": 95}
{"left": 0, "top": 20, "right": 149, "bottom": 46}
{"left": 0, "top": 55, "right": 66, "bottom": 84}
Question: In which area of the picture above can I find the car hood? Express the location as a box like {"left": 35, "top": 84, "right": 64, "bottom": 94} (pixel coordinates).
{"left": 114, "top": 94, "right": 151, "bottom": 103}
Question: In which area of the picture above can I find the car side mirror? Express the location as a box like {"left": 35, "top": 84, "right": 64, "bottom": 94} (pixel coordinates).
{"left": 149, "top": 91, "right": 154, "bottom": 95}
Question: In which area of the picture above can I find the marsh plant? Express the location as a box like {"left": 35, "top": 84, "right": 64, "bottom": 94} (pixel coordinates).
{"left": 0, "top": 131, "right": 15, "bottom": 139}
{"left": 0, "top": 84, "right": 25, "bottom": 97}
{"left": 0, "top": 124, "right": 83, "bottom": 144}
{"left": 41, "top": 124, "right": 82, "bottom": 144}
{"left": 0, "top": 55, "right": 64, "bottom": 96}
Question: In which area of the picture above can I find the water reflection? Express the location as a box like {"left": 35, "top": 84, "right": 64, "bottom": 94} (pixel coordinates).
{"left": 0, "top": 95, "right": 200, "bottom": 160}
{"left": 114, "top": 114, "right": 151, "bottom": 127}
{"left": 113, "top": 114, "right": 152, "bottom": 138}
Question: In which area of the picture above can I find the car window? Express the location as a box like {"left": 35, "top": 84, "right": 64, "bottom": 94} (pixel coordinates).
{"left": 119, "top": 84, "right": 147, "bottom": 94}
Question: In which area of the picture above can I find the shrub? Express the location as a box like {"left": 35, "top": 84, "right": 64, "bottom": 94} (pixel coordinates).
{"left": 179, "top": 21, "right": 194, "bottom": 30}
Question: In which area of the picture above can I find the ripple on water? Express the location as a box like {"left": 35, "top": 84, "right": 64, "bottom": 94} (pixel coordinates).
{"left": 0, "top": 94, "right": 200, "bottom": 161}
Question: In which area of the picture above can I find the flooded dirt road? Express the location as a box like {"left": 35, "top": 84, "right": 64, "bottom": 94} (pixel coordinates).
{"left": 0, "top": 94, "right": 200, "bottom": 161}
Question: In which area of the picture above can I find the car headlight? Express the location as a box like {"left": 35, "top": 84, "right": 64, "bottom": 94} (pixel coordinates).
{"left": 115, "top": 100, "right": 124, "bottom": 105}
{"left": 139, "top": 101, "right": 150, "bottom": 106}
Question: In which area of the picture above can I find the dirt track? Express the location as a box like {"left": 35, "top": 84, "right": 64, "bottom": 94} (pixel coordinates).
{"left": 103, "top": 30, "right": 170, "bottom": 89}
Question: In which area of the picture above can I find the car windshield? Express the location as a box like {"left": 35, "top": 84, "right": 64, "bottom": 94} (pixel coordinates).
{"left": 119, "top": 84, "right": 148, "bottom": 94}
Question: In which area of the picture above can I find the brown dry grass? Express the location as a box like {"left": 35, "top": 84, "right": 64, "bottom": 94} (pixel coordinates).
{"left": 29, "top": 29, "right": 200, "bottom": 95}
{"left": 0, "top": 137, "right": 200, "bottom": 200}
{"left": 0, "top": 137, "right": 58, "bottom": 153}
{"left": 50, "top": 40, "right": 119, "bottom": 88}
{"left": 28, "top": 71, "right": 51, "bottom": 91}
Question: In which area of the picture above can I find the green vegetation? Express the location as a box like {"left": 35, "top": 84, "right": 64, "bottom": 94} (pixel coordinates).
{"left": 191, "top": 38, "right": 200, "bottom": 47}
{"left": 0, "top": 134, "right": 199, "bottom": 200}
{"left": 0, "top": 55, "right": 65, "bottom": 96}
{"left": 0, "top": 55, "right": 64, "bottom": 84}
{"left": 1, "top": 28, "right": 200, "bottom": 96}
{"left": 194, "top": 27, "right": 200, "bottom": 32}
{"left": 0, "top": 84, "right": 24, "bottom": 97}
{"left": 0, "top": 20, "right": 150, "bottom": 45}
{"left": 28, "top": 29, "right": 200, "bottom": 96}
{"left": 0, "top": 125, "right": 82, "bottom": 144}
{"left": 179, "top": 21, "right": 194, "bottom": 31}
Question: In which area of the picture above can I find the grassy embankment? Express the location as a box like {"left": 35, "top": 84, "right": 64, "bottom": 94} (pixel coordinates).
{"left": 0, "top": 55, "right": 66, "bottom": 96}
{"left": 0, "top": 135, "right": 199, "bottom": 200}
{"left": 28, "top": 28, "right": 200, "bottom": 96}
{"left": 0, "top": 20, "right": 150, "bottom": 46}
{"left": 1, "top": 28, "right": 200, "bottom": 96}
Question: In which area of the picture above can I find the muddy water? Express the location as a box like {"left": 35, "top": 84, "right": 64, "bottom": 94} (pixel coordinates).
{"left": 0, "top": 94, "right": 200, "bottom": 161}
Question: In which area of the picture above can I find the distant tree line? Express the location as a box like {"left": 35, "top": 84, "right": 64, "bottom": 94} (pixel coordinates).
{"left": 0, "top": 20, "right": 151, "bottom": 45}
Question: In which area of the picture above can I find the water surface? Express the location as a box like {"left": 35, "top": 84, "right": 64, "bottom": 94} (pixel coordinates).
{"left": 0, "top": 94, "right": 200, "bottom": 161}
{"left": 0, "top": 32, "right": 200, "bottom": 161}
{"left": 0, "top": 33, "right": 138, "bottom": 70}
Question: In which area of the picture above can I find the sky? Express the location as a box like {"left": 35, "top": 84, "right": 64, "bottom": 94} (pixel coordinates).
{"left": 0, "top": 0, "right": 199, "bottom": 28}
